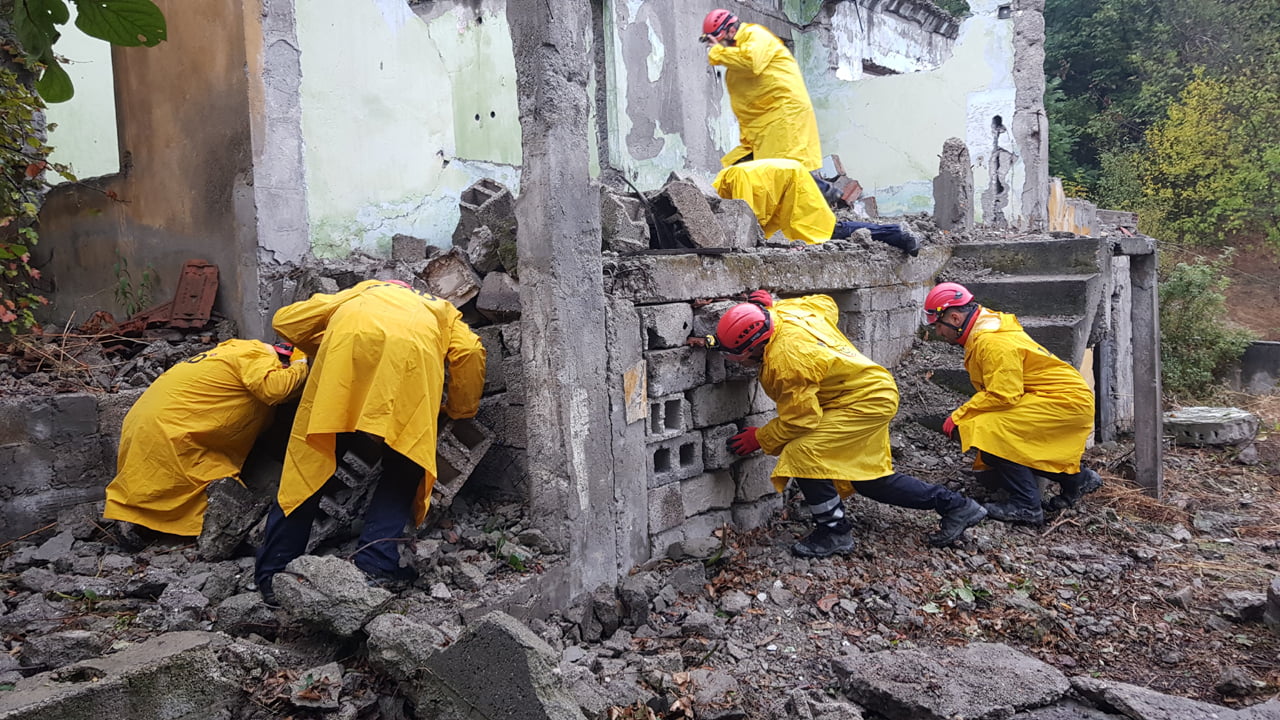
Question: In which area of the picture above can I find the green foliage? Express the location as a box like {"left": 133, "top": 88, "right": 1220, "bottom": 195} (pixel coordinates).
{"left": 7, "top": 0, "right": 166, "bottom": 102}
{"left": 112, "top": 250, "right": 157, "bottom": 317}
{"left": 1158, "top": 253, "right": 1256, "bottom": 398}
{"left": 933, "top": 0, "right": 970, "bottom": 18}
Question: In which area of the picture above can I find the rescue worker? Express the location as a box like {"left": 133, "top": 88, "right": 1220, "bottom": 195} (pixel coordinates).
{"left": 254, "top": 279, "right": 486, "bottom": 601}
{"left": 709, "top": 291, "right": 987, "bottom": 556}
{"left": 104, "top": 340, "right": 309, "bottom": 538}
{"left": 713, "top": 158, "right": 922, "bottom": 254}
{"left": 924, "top": 282, "right": 1102, "bottom": 525}
{"left": 703, "top": 9, "right": 821, "bottom": 171}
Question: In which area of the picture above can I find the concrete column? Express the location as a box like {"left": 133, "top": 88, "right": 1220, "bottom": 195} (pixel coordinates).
{"left": 507, "top": 1, "right": 619, "bottom": 596}
{"left": 1011, "top": 0, "right": 1049, "bottom": 231}
{"left": 1129, "top": 248, "right": 1163, "bottom": 496}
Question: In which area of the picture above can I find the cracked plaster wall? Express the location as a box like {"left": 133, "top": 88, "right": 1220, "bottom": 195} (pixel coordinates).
{"left": 296, "top": 0, "right": 521, "bottom": 258}
{"left": 793, "top": 0, "right": 1035, "bottom": 224}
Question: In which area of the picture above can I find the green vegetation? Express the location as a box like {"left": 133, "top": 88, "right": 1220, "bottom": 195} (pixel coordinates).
{"left": 1158, "top": 253, "right": 1256, "bottom": 398}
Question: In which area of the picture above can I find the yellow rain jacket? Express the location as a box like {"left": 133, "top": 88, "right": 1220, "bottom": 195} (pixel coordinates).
{"left": 709, "top": 23, "right": 823, "bottom": 171}
{"left": 756, "top": 295, "right": 898, "bottom": 497}
{"left": 714, "top": 158, "right": 836, "bottom": 244}
{"left": 104, "top": 339, "right": 310, "bottom": 535}
{"left": 953, "top": 309, "right": 1095, "bottom": 474}
{"left": 273, "top": 280, "right": 486, "bottom": 526}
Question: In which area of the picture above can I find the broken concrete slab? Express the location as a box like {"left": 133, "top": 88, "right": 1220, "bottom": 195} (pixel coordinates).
{"left": 365, "top": 612, "right": 450, "bottom": 685}
{"left": 392, "top": 234, "right": 428, "bottom": 263}
{"left": 0, "top": 631, "right": 274, "bottom": 720}
{"left": 1163, "top": 407, "right": 1260, "bottom": 447}
{"left": 213, "top": 592, "right": 278, "bottom": 635}
{"left": 1012, "top": 702, "right": 1122, "bottom": 719}
{"left": 1070, "top": 676, "right": 1236, "bottom": 720}
{"left": 651, "top": 181, "right": 729, "bottom": 249}
{"left": 197, "top": 477, "right": 269, "bottom": 561}
{"left": 476, "top": 271, "right": 521, "bottom": 322}
{"left": 274, "top": 554, "right": 391, "bottom": 637}
{"left": 714, "top": 197, "right": 765, "bottom": 250}
{"left": 288, "top": 662, "right": 343, "bottom": 710}
{"left": 1265, "top": 576, "right": 1280, "bottom": 632}
{"left": 601, "top": 189, "right": 650, "bottom": 253}
{"left": 464, "top": 225, "right": 502, "bottom": 274}
{"left": 452, "top": 178, "right": 517, "bottom": 251}
{"left": 934, "top": 138, "right": 975, "bottom": 231}
{"left": 832, "top": 643, "right": 1070, "bottom": 719}
{"left": 432, "top": 417, "right": 495, "bottom": 514}
{"left": 18, "top": 630, "right": 109, "bottom": 670}
{"left": 420, "top": 248, "right": 483, "bottom": 307}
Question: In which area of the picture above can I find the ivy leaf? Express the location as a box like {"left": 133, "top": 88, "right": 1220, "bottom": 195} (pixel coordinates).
{"left": 36, "top": 53, "right": 75, "bottom": 103}
{"left": 72, "top": 0, "right": 167, "bottom": 47}
{"left": 12, "top": 0, "right": 65, "bottom": 58}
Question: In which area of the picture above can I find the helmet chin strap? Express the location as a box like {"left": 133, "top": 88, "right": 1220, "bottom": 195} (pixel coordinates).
{"left": 938, "top": 306, "right": 979, "bottom": 344}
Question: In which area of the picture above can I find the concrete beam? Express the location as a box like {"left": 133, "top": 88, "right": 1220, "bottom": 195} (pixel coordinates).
{"left": 1130, "top": 249, "right": 1163, "bottom": 496}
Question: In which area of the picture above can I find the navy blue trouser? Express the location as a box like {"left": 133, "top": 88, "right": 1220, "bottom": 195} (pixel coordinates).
{"left": 980, "top": 450, "right": 1087, "bottom": 511}
{"left": 254, "top": 436, "right": 421, "bottom": 589}
{"left": 832, "top": 220, "right": 916, "bottom": 251}
{"left": 796, "top": 472, "right": 969, "bottom": 522}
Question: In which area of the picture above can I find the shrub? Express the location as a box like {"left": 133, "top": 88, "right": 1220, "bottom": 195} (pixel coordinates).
{"left": 1158, "top": 252, "right": 1255, "bottom": 398}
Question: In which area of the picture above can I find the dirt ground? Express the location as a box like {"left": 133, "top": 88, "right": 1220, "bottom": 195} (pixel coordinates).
{"left": 1167, "top": 241, "right": 1280, "bottom": 342}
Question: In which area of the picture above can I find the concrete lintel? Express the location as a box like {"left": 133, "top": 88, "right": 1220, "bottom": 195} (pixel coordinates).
{"left": 1110, "top": 235, "right": 1157, "bottom": 257}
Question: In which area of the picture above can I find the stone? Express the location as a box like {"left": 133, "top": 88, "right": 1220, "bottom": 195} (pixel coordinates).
{"left": 1163, "top": 407, "right": 1259, "bottom": 446}
{"left": 19, "top": 630, "right": 109, "bottom": 670}
{"left": 1167, "top": 586, "right": 1194, "bottom": 609}
{"left": 273, "top": 554, "right": 391, "bottom": 637}
{"left": 1265, "top": 576, "right": 1280, "bottom": 632}
{"left": 31, "top": 532, "right": 75, "bottom": 565}
{"left": 786, "top": 688, "right": 867, "bottom": 719}
{"left": 690, "top": 668, "right": 740, "bottom": 707}
{"left": 601, "top": 190, "right": 650, "bottom": 253}
{"left": 1235, "top": 699, "right": 1280, "bottom": 719}
{"left": 618, "top": 571, "right": 662, "bottom": 628}
{"left": 1071, "top": 676, "right": 1235, "bottom": 720}
{"left": 421, "top": 248, "right": 482, "bottom": 307}
{"left": 476, "top": 271, "right": 522, "bottom": 322}
{"left": 719, "top": 590, "right": 752, "bottom": 616}
{"left": 465, "top": 225, "right": 502, "bottom": 274}
{"left": 452, "top": 178, "right": 517, "bottom": 250}
{"left": 1012, "top": 702, "right": 1119, "bottom": 719}
{"left": 197, "top": 477, "right": 269, "bottom": 561}
{"left": 682, "top": 611, "right": 725, "bottom": 640}
{"left": 652, "top": 181, "right": 729, "bottom": 249}
{"left": 397, "top": 611, "right": 586, "bottom": 720}
{"left": 365, "top": 613, "right": 449, "bottom": 684}
{"left": 212, "top": 592, "right": 277, "bottom": 635}
{"left": 665, "top": 563, "right": 706, "bottom": 598}
{"left": 289, "top": 662, "right": 343, "bottom": 709}
{"left": 933, "top": 138, "right": 974, "bottom": 231}
{"left": 392, "top": 234, "right": 428, "bottom": 263}
{"left": 1214, "top": 666, "right": 1259, "bottom": 697}
{"left": 1217, "top": 591, "right": 1266, "bottom": 623}
{"left": 713, "top": 198, "right": 765, "bottom": 249}
{"left": 157, "top": 583, "right": 210, "bottom": 632}
{"left": 833, "top": 643, "right": 1070, "bottom": 719}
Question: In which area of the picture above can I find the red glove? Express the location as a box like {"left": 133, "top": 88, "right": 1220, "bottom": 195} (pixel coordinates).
{"left": 727, "top": 426, "right": 761, "bottom": 456}
{"left": 942, "top": 416, "right": 957, "bottom": 441}
{"left": 748, "top": 290, "right": 774, "bottom": 308}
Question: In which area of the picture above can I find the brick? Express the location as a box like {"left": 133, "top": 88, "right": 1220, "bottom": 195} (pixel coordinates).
{"left": 647, "top": 347, "right": 706, "bottom": 397}
{"left": 637, "top": 303, "right": 694, "bottom": 350}
{"left": 689, "top": 380, "right": 753, "bottom": 428}
{"left": 647, "top": 432, "right": 704, "bottom": 488}
{"left": 647, "top": 394, "right": 690, "bottom": 440}
{"left": 392, "top": 233, "right": 427, "bottom": 263}
{"left": 683, "top": 509, "right": 732, "bottom": 542}
{"left": 734, "top": 454, "right": 778, "bottom": 502}
{"left": 682, "top": 471, "right": 734, "bottom": 516}
{"left": 476, "top": 271, "right": 521, "bottom": 322}
{"left": 702, "top": 424, "right": 738, "bottom": 470}
{"left": 732, "top": 496, "right": 782, "bottom": 531}
{"left": 649, "top": 482, "right": 685, "bottom": 534}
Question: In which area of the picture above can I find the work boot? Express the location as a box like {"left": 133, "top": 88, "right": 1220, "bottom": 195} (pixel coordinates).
{"left": 1045, "top": 468, "right": 1103, "bottom": 511}
{"left": 927, "top": 499, "right": 988, "bottom": 547}
{"left": 791, "top": 518, "right": 855, "bottom": 558}
{"left": 812, "top": 172, "right": 841, "bottom": 204}
{"left": 900, "top": 226, "right": 922, "bottom": 257}
{"left": 983, "top": 501, "right": 1045, "bottom": 526}
{"left": 358, "top": 564, "right": 419, "bottom": 593}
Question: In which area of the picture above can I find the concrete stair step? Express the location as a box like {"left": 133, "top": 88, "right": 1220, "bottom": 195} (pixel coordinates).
{"left": 964, "top": 273, "right": 1100, "bottom": 319}
{"left": 951, "top": 238, "right": 1105, "bottom": 276}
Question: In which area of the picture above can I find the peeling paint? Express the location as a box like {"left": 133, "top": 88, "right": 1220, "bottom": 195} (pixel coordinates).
{"left": 645, "top": 20, "right": 665, "bottom": 83}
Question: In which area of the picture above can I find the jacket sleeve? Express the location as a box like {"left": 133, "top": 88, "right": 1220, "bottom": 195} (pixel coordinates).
{"left": 442, "top": 312, "right": 487, "bottom": 420}
{"left": 238, "top": 347, "right": 311, "bottom": 405}
{"left": 954, "top": 339, "right": 1025, "bottom": 418}
{"left": 707, "top": 29, "right": 772, "bottom": 75}
{"left": 272, "top": 282, "right": 371, "bottom": 355}
{"left": 756, "top": 341, "right": 829, "bottom": 454}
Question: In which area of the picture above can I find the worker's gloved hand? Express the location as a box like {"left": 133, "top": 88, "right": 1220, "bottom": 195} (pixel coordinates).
{"left": 748, "top": 290, "right": 774, "bottom": 308}
{"left": 941, "top": 416, "right": 957, "bottom": 441}
{"left": 727, "top": 426, "right": 761, "bottom": 456}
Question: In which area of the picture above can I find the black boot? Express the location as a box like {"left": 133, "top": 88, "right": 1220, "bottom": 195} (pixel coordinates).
{"left": 1045, "top": 468, "right": 1103, "bottom": 511}
{"left": 928, "top": 499, "right": 987, "bottom": 547}
{"left": 792, "top": 517, "right": 855, "bottom": 558}
{"left": 984, "top": 501, "right": 1045, "bottom": 526}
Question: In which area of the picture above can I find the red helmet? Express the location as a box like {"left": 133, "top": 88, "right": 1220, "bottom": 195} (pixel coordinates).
{"left": 272, "top": 342, "right": 295, "bottom": 359}
{"left": 924, "top": 282, "right": 974, "bottom": 323}
{"left": 703, "top": 9, "right": 738, "bottom": 39}
{"left": 715, "top": 302, "right": 773, "bottom": 356}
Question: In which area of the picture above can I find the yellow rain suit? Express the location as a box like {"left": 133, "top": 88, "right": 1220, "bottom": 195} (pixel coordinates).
{"left": 714, "top": 158, "right": 836, "bottom": 244}
{"left": 708, "top": 23, "right": 823, "bottom": 171}
{"left": 756, "top": 295, "right": 898, "bottom": 498}
{"left": 272, "top": 280, "right": 486, "bottom": 527}
{"left": 104, "top": 340, "right": 310, "bottom": 535}
{"left": 953, "top": 309, "right": 1095, "bottom": 474}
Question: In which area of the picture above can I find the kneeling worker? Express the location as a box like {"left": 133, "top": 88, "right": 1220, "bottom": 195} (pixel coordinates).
{"left": 924, "top": 282, "right": 1102, "bottom": 525}
{"left": 255, "top": 279, "right": 486, "bottom": 601}
{"left": 707, "top": 291, "right": 986, "bottom": 556}
{"left": 104, "top": 340, "right": 310, "bottom": 538}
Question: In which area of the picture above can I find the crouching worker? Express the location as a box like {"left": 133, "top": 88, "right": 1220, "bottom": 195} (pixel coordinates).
{"left": 713, "top": 158, "right": 921, "bottom": 254}
{"left": 104, "top": 340, "right": 310, "bottom": 541}
{"left": 254, "top": 279, "right": 486, "bottom": 602}
{"left": 706, "top": 291, "right": 986, "bottom": 557}
{"left": 924, "top": 282, "right": 1102, "bottom": 525}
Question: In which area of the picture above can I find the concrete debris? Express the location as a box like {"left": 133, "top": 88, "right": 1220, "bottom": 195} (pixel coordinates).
{"left": 421, "top": 248, "right": 483, "bottom": 307}
{"left": 934, "top": 138, "right": 975, "bottom": 231}
{"left": 273, "top": 554, "right": 391, "bottom": 637}
{"left": 1163, "top": 407, "right": 1260, "bottom": 447}
{"left": 391, "top": 233, "right": 428, "bottom": 263}
{"left": 365, "top": 612, "right": 450, "bottom": 684}
{"left": 212, "top": 592, "right": 278, "bottom": 634}
{"left": 476, "top": 270, "right": 521, "bottom": 322}
{"left": 464, "top": 224, "right": 502, "bottom": 274}
{"left": 650, "top": 180, "right": 730, "bottom": 249}
{"left": 665, "top": 170, "right": 721, "bottom": 201}
{"left": 18, "top": 630, "right": 109, "bottom": 670}
{"left": 196, "top": 477, "right": 269, "bottom": 561}
{"left": 1070, "top": 676, "right": 1236, "bottom": 720}
{"left": 452, "top": 178, "right": 517, "bottom": 253}
{"left": 1266, "top": 576, "right": 1280, "bottom": 632}
{"left": 601, "top": 188, "right": 651, "bottom": 253}
{"left": 288, "top": 661, "right": 343, "bottom": 709}
{"left": 153, "top": 583, "right": 210, "bottom": 632}
{"left": 714, "top": 197, "right": 765, "bottom": 249}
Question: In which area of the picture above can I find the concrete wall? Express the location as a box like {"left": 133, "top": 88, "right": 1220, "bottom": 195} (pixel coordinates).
{"left": 0, "top": 391, "right": 137, "bottom": 539}
{"left": 295, "top": 0, "right": 522, "bottom": 258}
{"left": 33, "top": 0, "right": 264, "bottom": 336}
{"left": 1230, "top": 342, "right": 1280, "bottom": 396}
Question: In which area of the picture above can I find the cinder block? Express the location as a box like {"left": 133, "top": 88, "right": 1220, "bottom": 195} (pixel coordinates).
{"left": 692, "top": 300, "right": 736, "bottom": 339}
{"left": 682, "top": 471, "right": 734, "bottom": 517}
{"left": 748, "top": 384, "right": 775, "bottom": 414}
{"left": 706, "top": 352, "right": 727, "bottom": 384}
{"left": 637, "top": 303, "right": 694, "bottom": 350}
{"left": 452, "top": 178, "right": 516, "bottom": 248}
{"left": 683, "top": 509, "right": 732, "bottom": 542}
{"left": 744, "top": 411, "right": 776, "bottom": 429}
{"left": 652, "top": 181, "right": 729, "bottom": 249}
{"left": 465, "top": 225, "right": 501, "bottom": 274}
{"left": 734, "top": 454, "right": 778, "bottom": 502}
{"left": 476, "top": 271, "right": 521, "bottom": 322}
{"left": 702, "top": 423, "right": 739, "bottom": 470}
{"left": 647, "top": 346, "right": 706, "bottom": 397}
{"left": 689, "top": 380, "right": 753, "bottom": 428}
{"left": 649, "top": 482, "right": 685, "bottom": 534}
{"left": 474, "top": 326, "right": 508, "bottom": 394}
{"left": 392, "top": 233, "right": 428, "bottom": 263}
{"left": 28, "top": 394, "right": 97, "bottom": 444}
{"left": 434, "top": 418, "right": 495, "bottom": 508}
{"left": 501, "top": 355, "right": 524, "bottom": 405}
{"left": 647, "top": 432, "right": 704, "bottom": 488}
{"left": 731, "top": 496, "right": 782, "bottom": 531}
{"left": 500, "top": 322, "right": 521, "bottom": 355}
{"left": 647, "top": 394, "right": 690, "bottom": 440}
{"left": 476, "top": 394, "right": 525, "bottom": 449}
{"left": 420, "top": 248, "right": 481, "bottom": 307}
